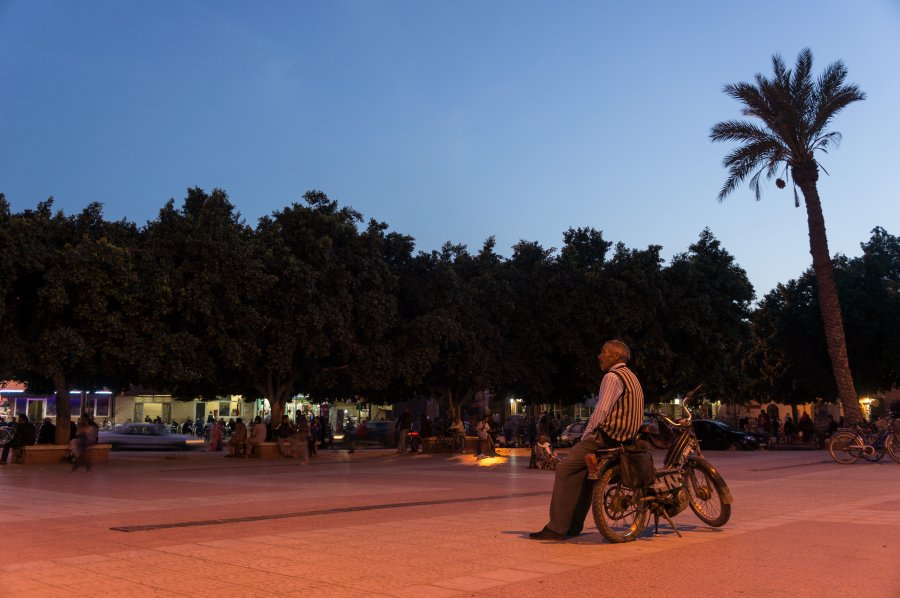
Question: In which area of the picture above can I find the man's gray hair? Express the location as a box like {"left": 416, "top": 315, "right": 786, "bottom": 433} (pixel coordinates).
{"left": 605, "top": 340, "right": 631, "bottom": 362}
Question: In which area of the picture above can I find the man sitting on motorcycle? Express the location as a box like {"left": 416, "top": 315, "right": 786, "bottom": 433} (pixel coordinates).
{"left": 529, "top": 339, "right": 644, "bottom": 541}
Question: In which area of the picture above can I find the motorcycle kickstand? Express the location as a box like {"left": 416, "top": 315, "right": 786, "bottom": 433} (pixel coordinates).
{"left": 653, "top": 507, "right": 682, "bottom": 538}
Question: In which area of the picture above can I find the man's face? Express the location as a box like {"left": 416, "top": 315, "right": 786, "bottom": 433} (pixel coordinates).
{"left": 597, "top": 344, "right": 621, "bottom": 372}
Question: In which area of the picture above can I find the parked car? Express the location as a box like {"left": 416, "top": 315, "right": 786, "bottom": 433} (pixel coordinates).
{"left": 559, "top": 422, "right": 587, "bottom": 447}
{"left": 692, "top": 419, "right": 759, "bottom": 451}
{"left": 356, "top": 420, "right": 397, "bottom": 447}
{"left": 99, "top": 423, "right": 193, "bottom": 450}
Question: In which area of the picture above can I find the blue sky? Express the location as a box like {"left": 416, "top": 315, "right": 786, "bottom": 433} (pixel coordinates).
{"left": 2, "top": 0, "right": 898, "bottom": 297}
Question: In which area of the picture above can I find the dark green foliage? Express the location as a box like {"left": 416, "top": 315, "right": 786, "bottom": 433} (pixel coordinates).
{"left": 750, "top": 227, "right": 900, "bottom": 401}
{"left": 0, "top": 198, "right": 139, "bottom": 442}
{"left": 3, "top": 184, "right": 889, "bottom": 416}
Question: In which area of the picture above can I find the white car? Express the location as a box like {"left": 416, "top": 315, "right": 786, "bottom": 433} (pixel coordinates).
{"left": 99, "top": 423, "right": 193, "bottom": 450}
{"left": 559, "top": 422, "right": 587, "bottom": 447}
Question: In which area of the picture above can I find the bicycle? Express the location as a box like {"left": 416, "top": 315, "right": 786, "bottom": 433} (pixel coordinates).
{"left": 828, "top": 416, "right": 899, "bottom": 464}
{"left": 434, "top": 430, "right": 465, "bottom": 453}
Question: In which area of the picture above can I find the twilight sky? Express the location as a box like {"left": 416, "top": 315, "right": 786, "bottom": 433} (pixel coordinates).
{"left": 2, "top": 0, "right": 898, "bottom": 298}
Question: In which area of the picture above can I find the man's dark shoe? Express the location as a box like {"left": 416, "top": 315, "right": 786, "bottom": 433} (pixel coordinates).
{"left": 528, "top": 527, "right": 567, "bottom": 541}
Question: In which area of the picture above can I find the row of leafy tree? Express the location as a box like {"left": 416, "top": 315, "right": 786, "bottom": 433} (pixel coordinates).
{"left": 1, "top": 190, "right": 897, "bottom": 443}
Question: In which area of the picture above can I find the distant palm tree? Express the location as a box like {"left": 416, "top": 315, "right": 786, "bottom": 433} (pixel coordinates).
{"left": 711, "top": 48, "right": 865, "bottom": 423}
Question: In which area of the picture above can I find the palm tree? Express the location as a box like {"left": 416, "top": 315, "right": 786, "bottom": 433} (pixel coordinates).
{"left": 710, "top": 48, "right": 865, "bottom": 423}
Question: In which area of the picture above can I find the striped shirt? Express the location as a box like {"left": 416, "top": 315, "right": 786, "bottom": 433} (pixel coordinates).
{"left": 585, "top": 363, "right": 644, "bottom": 442}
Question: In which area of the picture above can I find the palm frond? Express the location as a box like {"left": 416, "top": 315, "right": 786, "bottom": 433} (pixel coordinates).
{"left": 717, "top": 139, "right": 785, "bottom": 201}
{"left": 811, "top": 130, "right": 841, "bottom": 153}
{"left": 722, "top": 82, "right": 775, "bottom": 128}
{"left": 709, "top": 120, "right": 775, "bottom": 144}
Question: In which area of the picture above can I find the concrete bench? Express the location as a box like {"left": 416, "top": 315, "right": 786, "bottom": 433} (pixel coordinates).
{"left": 421, "top": 435, "right": 480, "bottom": 454}
{"left": 250, "top": 442, "right": 281, "bottom": 459}
{"left": 17, "top": 443, "right": 112, "bottom": 465}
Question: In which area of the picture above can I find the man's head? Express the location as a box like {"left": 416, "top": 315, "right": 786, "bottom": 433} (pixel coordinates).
{"left": 598, "top": 340, "right": 630, "bottom": 372}
{"left": 17, "top": 414, "right": 28, "bottom": 424}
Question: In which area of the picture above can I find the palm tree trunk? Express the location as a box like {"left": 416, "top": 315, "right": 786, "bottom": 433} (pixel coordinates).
{"left": 794, "top": 162, "right": 862, "bottom": 423}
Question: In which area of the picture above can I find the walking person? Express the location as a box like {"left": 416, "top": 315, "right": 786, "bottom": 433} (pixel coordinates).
{"left": 71, "top": 414, "right": 96, "bottom": 472}
{"left": 208, "top": 419, "right": 225, "bottom": 451}
{"left": 529, "top": 340, "right": 644, "bottom": 541}
{"left": 294, "top": 415, "right": 310, "bottom": 465}
{"left": 344, "top": 418, "right": 356, "bottom": 453}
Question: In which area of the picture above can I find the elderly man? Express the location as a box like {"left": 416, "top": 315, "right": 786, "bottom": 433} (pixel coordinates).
{"left": 529, "top": 340, "right": 644, "bottom": 540}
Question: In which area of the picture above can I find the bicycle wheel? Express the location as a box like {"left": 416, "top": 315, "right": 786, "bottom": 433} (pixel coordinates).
{"left": 829, "top": 431, "right": 862, "bottom": 464}
{"left": 860, "top": 446, "right": 884, "bottom": 462}
{"left": 591, "top": 464, "right": 648, "bottom": 543}
{"left": 684, "top": 458, "right": 731, "bottom": 527}
{"left": 886, "top": 434, "right": 900, "bottom": 464}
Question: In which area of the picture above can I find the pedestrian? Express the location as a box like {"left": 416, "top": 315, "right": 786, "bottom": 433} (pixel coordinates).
{"left": 208, "top": 419, "right": 225, "bottom": 451}
{"left": 344, "top": 418, "right": 356, "bottom": 453}
{"left": 798, "top": 412, "right": 814, "bottom": 443}
{"left": 308, "top": 416, "right": 319, "bottom": 457}
{"left": 294, "top": 415, "right": 310, "bottom": 464}
{"left": 783, "top": 416, "right": 795, "bottom": 443}
{"left": 770, "top": 415, "right": 781, "bottom": 444}
{"left": 397, "top": 410, "right": 412, "bottom": 455}
{"left": 71, "top": 414, "right": 95, "bottom": 472}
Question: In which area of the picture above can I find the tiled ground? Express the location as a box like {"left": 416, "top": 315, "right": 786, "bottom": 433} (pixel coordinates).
{"left": 1, "top": 448, "right": 898, "bottom": 597}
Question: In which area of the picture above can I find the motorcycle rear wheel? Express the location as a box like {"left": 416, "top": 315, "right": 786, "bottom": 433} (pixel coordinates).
{"left": 684, "top": 459, "right": 731, "bottom": 527}
{"left": 829, "top": 431, "right": 862, "bottom": 464}
{"left": 591, "top": 464, "right": 648, "bottom": 543}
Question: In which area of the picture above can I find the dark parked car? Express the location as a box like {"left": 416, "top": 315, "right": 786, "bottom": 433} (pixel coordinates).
{"left": 692, "top": 419, "right": 759, "bottom": 451}
{"left": 356, "top": 420, "right": 397, "bottom": 447}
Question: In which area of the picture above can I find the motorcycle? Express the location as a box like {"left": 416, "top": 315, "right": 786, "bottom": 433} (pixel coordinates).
{"left": 587, "top": 384, "right": 733, "bottom": 543}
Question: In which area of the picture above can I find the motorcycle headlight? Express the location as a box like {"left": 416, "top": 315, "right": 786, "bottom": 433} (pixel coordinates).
{"left": 745, "top": 435, "right": 755, "bottom": 442}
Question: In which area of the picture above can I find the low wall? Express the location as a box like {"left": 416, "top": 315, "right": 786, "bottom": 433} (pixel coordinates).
{"left": 17, "top": 444, "right": 112, "bottom": 465}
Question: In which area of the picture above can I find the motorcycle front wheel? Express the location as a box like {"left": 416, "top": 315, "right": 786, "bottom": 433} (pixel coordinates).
{"left": 828, "top": 431, "right": 862, "bottom": 464}
{"left": 591, "top": 464, "right": 648, "bottom": 543}
{"left": 684, "top": 458, "right": 731, "bottom": 527}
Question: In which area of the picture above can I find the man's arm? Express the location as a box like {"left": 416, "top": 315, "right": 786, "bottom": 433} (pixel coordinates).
{"left": 584, "top": 369, "right": 625, "bottom": 437}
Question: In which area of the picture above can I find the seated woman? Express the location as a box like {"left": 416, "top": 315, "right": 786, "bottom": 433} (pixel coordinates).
{"left": 529, "top": 434, "right": 560, "bottom": 470}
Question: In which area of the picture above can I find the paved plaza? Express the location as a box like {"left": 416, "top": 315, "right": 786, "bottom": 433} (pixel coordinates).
{"left": 1, "top": 446, "right": 897, "bottom": 597}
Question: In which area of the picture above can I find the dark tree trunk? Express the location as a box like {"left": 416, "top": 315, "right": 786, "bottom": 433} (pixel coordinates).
{"left": 793, "top": 161, "right": 862, "bottom": 424}
{"left": 53, "top": 373, "right": 72, "bottom": 444}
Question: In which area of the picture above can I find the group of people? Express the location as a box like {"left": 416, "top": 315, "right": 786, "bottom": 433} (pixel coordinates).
{"left": 209, "top": 413, "right": 334, "bottom": 463}
{"left": 739, "top": 410, "right": 840, "bottom": 445}
{"left": 0, "top": 412, "right": 99, "bottom": 470}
